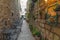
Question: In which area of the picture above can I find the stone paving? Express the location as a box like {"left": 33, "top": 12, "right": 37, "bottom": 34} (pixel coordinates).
{"left": 17, "top": 20, "right": 35, "bottom": 40}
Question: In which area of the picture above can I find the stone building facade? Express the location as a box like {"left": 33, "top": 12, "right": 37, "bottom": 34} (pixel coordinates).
{"left": 0, "top": 0, "right": 21, "bottom": 29}
{"left": 0, "top": 0, "right": 21, "bottom": 40}
{"left": 27, "top": 0, "right": 60, "bottom": 40}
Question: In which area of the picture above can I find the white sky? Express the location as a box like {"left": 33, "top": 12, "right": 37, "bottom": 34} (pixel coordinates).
{"left": 20, "top": 0, "right": 27, "bottom": 15}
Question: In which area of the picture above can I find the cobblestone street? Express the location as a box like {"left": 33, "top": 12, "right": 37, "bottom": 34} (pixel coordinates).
{"left": 17, "top": 20, "right": 35, "bottom": 40}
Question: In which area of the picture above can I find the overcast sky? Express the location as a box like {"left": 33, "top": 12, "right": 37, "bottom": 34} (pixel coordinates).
{"left": 20, "top": 0, "right": 27, "bottom": 15}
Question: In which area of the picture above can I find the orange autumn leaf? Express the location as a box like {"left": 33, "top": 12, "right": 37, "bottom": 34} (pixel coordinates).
{"left": 47, "top": 0, "right": 57, "bottom": 5}
{"left": 58, "top": 0, "right": 60, "bottom": 4}
{"left": 48, "top": 7, "right": 56, "bottom": 16}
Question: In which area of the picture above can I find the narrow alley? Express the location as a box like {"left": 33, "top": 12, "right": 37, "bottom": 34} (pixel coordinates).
{"left": 18, "top": 20, "right": 35, "bottom": 40}
{"left": 0, "top": 0, "right": 60, "bottom": 40}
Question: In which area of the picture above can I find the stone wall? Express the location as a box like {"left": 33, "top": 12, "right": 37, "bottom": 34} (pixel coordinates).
{"left": 27, "top": 0, "right": 60, "bottom": 40}
{"left": 0, "top": 0, "right": 21, "bottom": 40}
{"left": 0, "top": 0, "right": 20, "bottom": 29}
